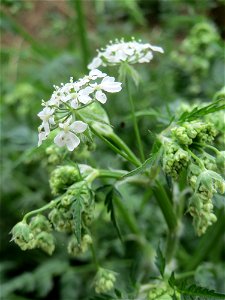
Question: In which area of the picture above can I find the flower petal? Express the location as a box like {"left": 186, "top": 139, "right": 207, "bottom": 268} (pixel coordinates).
{"left": 88, "top": 57, "right": 102, "bottom": 70}
{"left": 65, "top": 132, "right": 80, "bottom": 151}
{"left": 54, "top": 131, "right": 66, "bottom": 147}
{"left": 95, "top": 90, "right": 107, "bottom": 103}
{"left": 70, "top": 121, "right": 88, "bottom": 133}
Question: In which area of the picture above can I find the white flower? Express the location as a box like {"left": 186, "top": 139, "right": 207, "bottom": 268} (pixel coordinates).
{"left": 90, "top": 76, "right": 122, "bottom": 103}
{"left": 38, "top": 107, "right": 55, "bottom": 134}
{"left": 88, "top": 57, "right": 102, "bottom": 70}
{"left": 88, "top": 38, "right": 164, "bottom": 69}
{"left": 38, "top": 131, "right": 48, "bottom": 146}
{"left": 54, "top": 117, "right": 88, "bottom": 151}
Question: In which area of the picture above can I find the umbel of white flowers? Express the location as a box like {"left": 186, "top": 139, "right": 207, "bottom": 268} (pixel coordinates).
{"left": 88, "top": 37, "right": 164, "bottom": 69}
{"left": 37, "top": 69, "right": 122, "bottom": 151}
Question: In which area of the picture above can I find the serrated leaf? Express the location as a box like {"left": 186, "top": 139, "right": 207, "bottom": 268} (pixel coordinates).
{"left": 104, "top": 187, "right": 123, "bottom": 242}
{"left": 169, "top": 273, "right": 225, "bottom": 299}
{"left": 155, "top": 244, "right": 166, "bottom": 278}
{"left": 122, "top": 145, "right": 162, "bottom": 178}
{"left": 178, "top": 98, "right": 225, "bottom": 123}
{"left": 72, "top": 197, "right": 82, "bottom": 245}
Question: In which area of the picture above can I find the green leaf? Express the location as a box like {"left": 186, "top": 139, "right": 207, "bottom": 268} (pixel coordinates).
{"left": 122, "top": 144, "right": 162, "bottom": 178}
{"left": 79, "top": 102, "right": 113, "bottom": 135}
{"left": 155, "top": 244, "right": 166, "bottom": 278}
{"left": 72, "top": 197, "right": 82, "bottom": 245}
{"left": 178, "top": 98, "right": 225, "bottom": 123}
{"left": 169, "top": 273, "right": 225, "bottom": 299}
{"left": 104, "top": 187, "right": 123, "bottom": 242}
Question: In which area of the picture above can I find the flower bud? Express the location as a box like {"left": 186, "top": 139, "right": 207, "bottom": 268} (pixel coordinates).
{"left": 94, "top": 268, "right": 116, "bottom": 294}
{"left": 49, "top": 165, "right": 80, "bottom": 195}
{"left": 11, "top": 222, "right": 36, "bottom": 251}
{"left": 29, "top": 214, "right": 52, "bottom": 233}
{"left": 35, "top": 232, "right": 55, "bottom": 255}
{"left": 48, "top": 208, "right": 73, "bottom": 232}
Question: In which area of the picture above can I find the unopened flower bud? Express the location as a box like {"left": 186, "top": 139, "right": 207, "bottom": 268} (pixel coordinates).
{"left": 11, "top": 221, "right": 35, "bottom": 251}
{"left": 35, "top": 232, "right": 55, "bottom": 255}
{"left": 29, "top": 214, "right": 52, "bottom": 233}
{"left": 49, "top": 165, "right": 80, "bottom": 195}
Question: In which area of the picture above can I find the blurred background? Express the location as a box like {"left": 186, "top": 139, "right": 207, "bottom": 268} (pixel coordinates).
{"left": 1, "top": 1, "right": 225, "bottom": 299}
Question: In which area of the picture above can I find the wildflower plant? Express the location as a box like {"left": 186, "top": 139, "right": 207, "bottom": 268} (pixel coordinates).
{"left": 11, "top": 37, "right": 225, "bottom": 299}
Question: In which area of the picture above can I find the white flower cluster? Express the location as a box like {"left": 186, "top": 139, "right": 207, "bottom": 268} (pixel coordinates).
{"left": 37, "top": 69, "right": 122, "bottom": 151}
{"left": 88, "top": 38, "right": 164, "bottom": 70}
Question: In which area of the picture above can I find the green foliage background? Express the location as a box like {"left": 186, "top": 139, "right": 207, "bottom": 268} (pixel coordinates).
{"left": 1, "top": 0, "right": 225, "bottom": 299}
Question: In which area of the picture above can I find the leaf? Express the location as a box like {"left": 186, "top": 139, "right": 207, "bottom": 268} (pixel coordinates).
{"left": 104, "top": 187, "right": 123, "bottom": 242}
{"left": 122, "top": 144, "right": 162, "bottom": 178}
{"left": 178, "top": 98, "right": 225, "bottom": 123}
{"left": 169, "top": 273, "right": 225, "bottom": 299}
{"left": 155, "top": 244, "right": 166, "bottom": 278}
{"left": 79, "top": 102, "right": 113, "bottom": 135}
{"left": 72, "top": 197, "right": 82, "bottom": 245}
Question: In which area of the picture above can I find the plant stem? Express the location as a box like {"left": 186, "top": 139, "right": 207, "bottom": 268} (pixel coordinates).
{"left": 109, "top": 132, "right": 141, "bottom": 167}
{"left": 98, "top": 169, "right": 127, "bottom": 179}
{"left": 153, "top": 181, "right": 179, "bottom": 262}
{"left": 91, "top": 127, "right": 138, "bottom": 166}
{"left": 72, "top": 0, "right": 90, "bottom": 71}
{"left": 153, "top": 181, "right": 177, "bottom": 232}
{"left": 187, "top": 208, "right": 225, "bottom": 271}
{"left": 23, "top": 197, "right": 61, "bottom": 222}
{"left": 186, "top": 149, "right": 206, "bottom": 170}
{"left": 113, "top": 195, "right": 140, "bottom": 236}
{"left": 126, "top": 78, "right": 145, "bottom": 162}
{"left": 195, "top": 143, "right": 221, "bottom": 155}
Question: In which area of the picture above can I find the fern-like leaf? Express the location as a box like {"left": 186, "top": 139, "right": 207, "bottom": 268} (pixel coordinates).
{"left": 178, "top": 98, "right": 225, "bottom": 123}
{"left": 169, "top": 273, "right": 225, "bottom": 299}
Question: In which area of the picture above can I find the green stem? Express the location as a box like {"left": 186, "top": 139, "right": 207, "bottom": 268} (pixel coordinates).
{"left": 72, "top": 0, "right": 90, "bottom": 71}
{"left": 176, "top": 271, "right": 195, "bottom": 280}
{"left": 186, "top": 149, "right": 206, "bottom": 170}
{"left": 91, "top": 126, "right": 137, "bottom": 165}
{"left": 23, "top": 197, "right": 61, "bottom": 222}
{"left": 153, "top": 181, "right": 178, "bottom": 232}
{"left": 127, "top": 78, "right": 145, "bottom": 162}
{"left": 195, "top": 143, "right": 221, "bottom": 155}
{"left": 113, "top": 195, "right": 140, "bottom": 235}
{"left": 90, "top": 242, "right": 99, "bottom": 269}
{"left": 109, "top": 132, "right": 141, "bottom": 167}
{"left": 153, "top": 181, "right": 178, "bottom": 262}
{"left": 187, "top": 209, "right": 225, "bottom": 271}
{"left": 98, "top": 169, "right": 127, "bottom": 179}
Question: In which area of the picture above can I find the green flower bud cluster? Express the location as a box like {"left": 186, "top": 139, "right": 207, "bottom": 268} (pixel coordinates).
{"left": 188, "top": 165, "right": 225, "bottom": 235}
{"left": 48, "top": 207, "right": 74, "bottom": 233}
{"left": 11, "top": 215, "right": 55, "bottom": 255}
{"left": 199, "top": 153, "right": 217, "bottom": 172}
{"left": 163, "top": 142, "right": 189, "bottom": 179}
{"left": 67, "top": 234, "right": 92, "bottom": 257}
{"left": 171, "top": 121, "right": 217, "bottom": 146}
{"left": 46, "top": 145, "right": 64, "bottom": 165}
{"left": 94, "top": 268, "right": 116, "bottom": 294}
{"left": 171, "top": 22, "right": 222, "bottom": 96}
{"left": 49, "top": 165, "right": 80, "bottom": 196}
